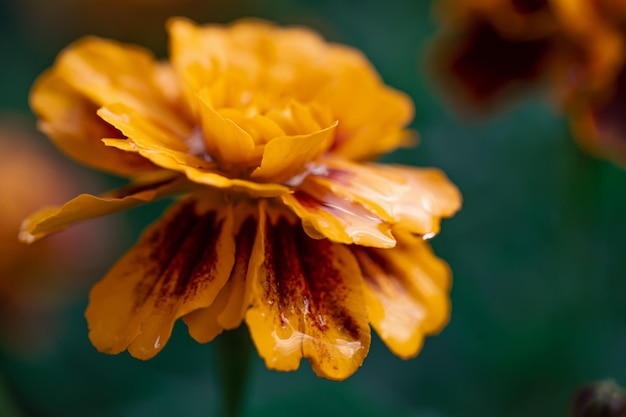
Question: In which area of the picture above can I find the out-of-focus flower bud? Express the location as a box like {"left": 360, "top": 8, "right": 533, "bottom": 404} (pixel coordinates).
{"left": 569, "top": 380, "right": 626, "bottom": 417}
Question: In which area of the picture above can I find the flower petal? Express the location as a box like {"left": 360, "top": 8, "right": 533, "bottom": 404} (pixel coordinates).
{"left": 281, "top": 182, "right": 396, "bottom": 248}
{"left": 245, "top": 204, "right": 371, "bottom": 380}
{"left": 310, "top": 159, "right": 462, "bottom": 237}
{"left": 19, "top": 174, "right": 186, "bottom": 243}
{"left": 184, "top": 206, "right": 260, "bottom": 343}
{"left": 167, "top": 17, "right": 414, "bottom": 162}
{"left": 29, "top": 70, "right": 156, "bottom": 176}
{"left": 352, "top": 229, "right": 451, "bottom": 359}
{"left": 196, "top": 89, "right": 259, "bottom": 166}
{"left": 250, "top": 121, "right": 337, "bottom": 183}
{"left": 86, "top": 194, "right": 237, "bottom": 359}
{"left": 99, "top": 103, "right": 290, "bottom": 197}
{"left": 323, "top": 69, "right": 415, "bottom": 160}
{"left": 54, "top": 36, "right": 190, "bottom": 138}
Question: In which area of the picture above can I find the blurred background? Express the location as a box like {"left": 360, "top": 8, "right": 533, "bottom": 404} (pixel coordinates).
{"left": 0, "top": 0, "right": 625, "bottom": 416}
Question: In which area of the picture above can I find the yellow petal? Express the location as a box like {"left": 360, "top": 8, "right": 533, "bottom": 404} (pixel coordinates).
{"left": 311, "top": 159, "right": 462, "bottom": 237}
{"left": 168, "top": 18, "right": 413, "bottom": 161}
{"left": 54, "top": 36, "right": 190, "bottom": 138}
{"left": 281, "top": 181, "right": 396, "bottom": 248}
{"left": 184, "top": 205, "right": 260, "bottom": 342}
{"left": 196, "top": 89, "right": 258, "bottom": 166}
{"left": 98, "top": 103, "right": 188, "bottom": 152}
{"left": 245, "top": 204, "right": 371, "bottom": 380}
{"left": 29, "top": 70, "right": 156, "bottom": 177}
{"left": 19, "top": 174, "right": 186, "bottom": 243}
{"left": 99, "top": 104, "right": 290, "bottom": 198}
{"left": 86, "top": 194, "right": 237, "bottom": 359}
{"left": 353, "top": 229, "right": 452, "bottom": 359}
{"left": 315, "top": 67, "right": 415, "bottom": 160}
{"left": 250, "top": 121, "right": 337, "bottom": 183}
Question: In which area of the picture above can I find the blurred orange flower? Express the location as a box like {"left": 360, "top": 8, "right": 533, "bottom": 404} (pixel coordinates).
{"left": 0, "top": 118, "right": 110, "bottom": 354}
{"left": 432, "top": 0, "right": 626, "bottom": 164}
{"left": 21, "top": 18, "right": 461, "bottom": 380}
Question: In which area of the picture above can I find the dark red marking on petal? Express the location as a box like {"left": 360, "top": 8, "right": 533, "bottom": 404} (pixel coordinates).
{"left": 261, "top": 217, "right": 303, "bottom": 325}
{"left": 231, "top": 216, "right": 257, "bottom": 279}
{"left": 262, "top": 216, "right": 361, "bottom": 340}
{"left": 352, "top": 246, "right": 399, "bottom": 291}
{"left": 293, "top": 223, "right": 361, "bottom": 340}
{"left": 172, "top": 212, "right": 224, "bottom": 299}
{"left": 132, "top": 200, "right": 199, "bottom": 308}
{"left": 351, "top": 247, "right": 381, "bottom": 292}
{"left": 292, "top": 190, "right": 320, "bottom": 210}
{"left": 447, "top": 19, "right": 552, "bottom": 105}
{"left": 354, "top": 246, "right": 389, "bottom": 276}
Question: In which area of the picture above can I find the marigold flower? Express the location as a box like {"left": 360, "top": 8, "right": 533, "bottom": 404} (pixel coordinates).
{"left": 21, "top": 18, "right": 461, "bottom": 380}
{"left": 432, "top": 0, "right": 626, "bottom": 164}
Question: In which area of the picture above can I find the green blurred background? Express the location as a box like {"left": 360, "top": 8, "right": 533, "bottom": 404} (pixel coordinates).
{"left": 1, "top": 0, "right": 625, "bottom": 416}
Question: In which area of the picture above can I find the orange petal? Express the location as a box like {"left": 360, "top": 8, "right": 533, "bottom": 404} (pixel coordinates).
{"left": 86, "top": 194, "right": 237, "bottom": 359}
{"left": 184, "top": 206, "right": 260, "bottom": 343}
{"left": 245, "top": 204, "right": 371, "bottom": 380}
{"left": 98, "top": 103, "right": 188, "bottom": 153}
{"left": 196, "top": 89, "right": 258, "bottom": 167}
{"left": 99, "top": 104, "right": 290, "bottom": 198}
{"left": 314, "top": 67, "right": 415, "bottom": 160}
{"left": 352, "top": 229, "right": 452, "bottom": 359}
{"left": 29, "top": 70, "right": 156, "bottom": 177}
{"left": 310, "top": 159, "right": 462, "bottom": 237}
{"left": 281, "top": 183, "right": 396, "bottom": 248}
{"left": 54, "top": 36, "right": 190, "bottom": 138}
{"left": 250, "top": 121, "right": 337, "bottom": 184}
{"left": 19, "top": 174, "right": 186, "bottom": 243}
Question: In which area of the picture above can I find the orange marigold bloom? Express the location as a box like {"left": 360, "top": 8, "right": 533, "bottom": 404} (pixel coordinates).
{"left": 433, "top": 0, "right": 626, "bottom": 164}
{"left": 21, "top": 18, "right": 461, "bottom": 380}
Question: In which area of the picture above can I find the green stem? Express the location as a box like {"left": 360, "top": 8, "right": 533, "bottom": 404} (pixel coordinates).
{"left": 215, "top": 325, "right": 253, "bottom": 417}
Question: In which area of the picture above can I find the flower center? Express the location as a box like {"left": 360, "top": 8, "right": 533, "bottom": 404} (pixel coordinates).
{"left": 196, "top": 82, "right": 336, "bottom": 181}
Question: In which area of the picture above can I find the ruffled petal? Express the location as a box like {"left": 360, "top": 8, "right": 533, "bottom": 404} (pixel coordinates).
{"left": 245, "top": 204, "right": 371, "bottom": 380}
{"left": 184, "top": 205, "right": 260, "bottom": 343}
{"left": 313, "top": 66, "right": 415, "bottom": 160}
{"left": 168, "top": 17, "right": 414, "bottom": 161}
{"left": 99, "top": 104, "right": 290, "bottom": 197}
{"left": 352, "top": 229, "right": 451, "bottom": 359}
{"left": 281, "top": 182, "right": 396, "bottom": 248}
{"left": 282, "top": 159, "right": 461, "bottom": 247}
{"left": 307, "top": 159, "right": 462, "bottom": 237}
{"left": 168, "top": 17, "right": 332, "bottom": 101}
{"left": 19, "top": 174, "right": 186, "bottom": 243}
{"left": 250, "top": 121, "right": 337, "bottom": 183}
{"left": 54, "top": 36, "right": 190, "bottom": 138}
{"left": 196, "top": 89, "right": 258, "bottom": 167}
{"left": 29, "top": 70, "right": 156, "bottom": 176}
{"left": 86, "top": 194, "right": 237, "bottom": 359}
